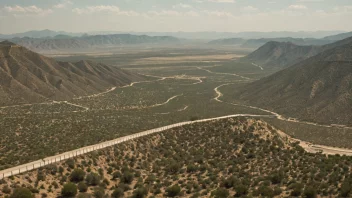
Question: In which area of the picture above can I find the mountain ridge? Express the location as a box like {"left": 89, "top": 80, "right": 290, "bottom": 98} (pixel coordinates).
{"left": 0, "top": 41, "right": 145, "bottom": 106}
{"left": 232, "top": 38, "right": 352, "bottom": 126}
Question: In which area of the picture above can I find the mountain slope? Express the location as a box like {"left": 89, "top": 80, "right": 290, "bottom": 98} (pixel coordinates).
{"left": 240, "top": 41, "right": 321, "bottom": 68}
{"left": 233, "top": 40, "right": 352, "bottom": 126}
{"left": 240, "top": 37, "right": 332, "bottom": 49}
{"left": 323, "top": 31, "right": 352, "bottom": 41}
{"left": 0, "top": 41, "right": 144, "bottom": 106}
{"left": 208, "top": 38, "right": 246, "bottom": 45}
{"left": 10, "top": 34, "right": 180, "bottom": 52}
{"left": 240, "top": 36, "right": 352, "bottom": 68}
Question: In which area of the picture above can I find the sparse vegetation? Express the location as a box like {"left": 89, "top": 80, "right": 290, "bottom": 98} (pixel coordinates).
{"left": 1, "top": 118, "right": 351, "bottom": 197}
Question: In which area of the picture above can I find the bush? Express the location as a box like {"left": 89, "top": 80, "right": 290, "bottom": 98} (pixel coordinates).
{"left": 340, "top": 181, "right": 351, "bottom": 197}
{"left": 70, "top": 169, "right": 86, "bottom": 182}
{"left": 304, "top": 186, "right": 317, "bottom": 198}
{"left": 62, "top": 182, "right": 78, "bottom": 197}
{"left": 211, "top": 188, "right": 229, "bottom": 198}
{"left": 166, "top": 185, "right": 181, "bottom": 197}
{"left": 111, "top": 188, "right": 124, "bottom": 198}
{"left": 66, "top": 159, "right": 75, "bottom": 169}
{"left": 2, "top": 185, "right": 11, "bottom": 194}
{"left": 10, "top": 188, "right": 33, "bottom": 198}
{"left": 77, "top": 182, "right": 88, "bottom": 192}
{"left": 234, "top": 185, "right": 248, "bottom": 197}
{"left": 93, "top": 187, "right": 105, "bottom": 198}
{"left": 121, "top": 171, "right": 134, "bottom": 184}
{"left": 86, "top": 172, "right": 101, "bottom": 186}
{"left": 256, "top": 186, "right": 274, "bottom": 197}
{"left": 132, "top": 187, "right": 148, "bottom": 198}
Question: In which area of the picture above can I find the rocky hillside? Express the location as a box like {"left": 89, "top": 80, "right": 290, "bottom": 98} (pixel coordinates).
{"left": 1, "top": 118, "right": 352, "bottom": 197}
{"left": 240, "top": 36, "right": 352, "bottom": 68}
{"left": 233, "top": 40, "right": 352, "bottom": 126}
{"left": 0, "top": 41, "right": 144, "bottom": 106}
{"left": 240, "top": 41, "right": 321, "bottom": 68}
{"left": 10, "top": 34, "right": 180, "bottom": 52}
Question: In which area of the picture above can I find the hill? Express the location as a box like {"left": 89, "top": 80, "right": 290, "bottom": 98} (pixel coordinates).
{"left": 233, "top": 40, "right": 352, "bottom": 126}
{"left": 9, "top": 34, "right": 180, "bottom": 51}
{"left": 240, "top": 36, "right": 352, "bottom": 68}
{"left": 240, "top": 41, "right": 321, "bottom": 68}
{"left": 240, "top": 37, "right": 332, "bottom": 49}
{"left": 0, "top": 29, "right": 82, "bottom": 39}
{"left": 208, "top": 38, "right": 246, "bottom": 45}
{"left": 0, "top": 41, "right": 144, "bottom": 106}
{"left": 1, "top": 118, "right": 351, "bottom": 197}
{"left": 323, "top": 31, "right": 352, "bottom": 41}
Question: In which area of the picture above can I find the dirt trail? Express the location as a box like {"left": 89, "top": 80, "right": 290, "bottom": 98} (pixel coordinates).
{"left": 197, "top": 67, "right": 251, "bottom": 80}
{"left": 151, "top": 94, "right": 183, "bottom": 108}
{"left": 214, "top": 83, "right": 352, "bottom": 156}
{"left": 252, "top": 63, "right": 264, "bottom": 70}
{"left": 214, "top": 83, "right": 352, "bottom": 130}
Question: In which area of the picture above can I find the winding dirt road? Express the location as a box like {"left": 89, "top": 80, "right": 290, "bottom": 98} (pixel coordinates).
{"left": 214, "top": 83, "right": 352, "bottom": 156}
{"left": 197, "top": 67, "right": 252, "bottom": 80}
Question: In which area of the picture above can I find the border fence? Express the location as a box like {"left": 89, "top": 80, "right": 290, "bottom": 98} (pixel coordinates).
{"left": 0, "top": 114, "right": 274, "bottom": 179}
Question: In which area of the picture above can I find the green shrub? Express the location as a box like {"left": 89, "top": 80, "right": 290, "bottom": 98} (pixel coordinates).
{"left": 77, "top": 182, "right": 88, "bottom": 192}
{"left": 70, "top": 169, "right": 86, "bottom": 182}
{"left": 234, "top": 185, "right": 248, "bottom": 197}
{"left": 10, "top": 188, "right": 33, "bottom": 198}
{"left": 93, "top": 187, "right": 105, "bottom": 198}
{"left": 85, "top": 172, "right": 101, "bottom": 186}
{"left": 304, "top": 186, "right": 317, "bottom": 198}
{"left": 166, "top": 185, "right": 181, "bottom": 197}
{"left": 62, "top": 182, "right": 77, "bottom": 197}
{"left": 211, "top": 188, "right": 229, "bottom": 198}
{"left": 111, "top": 188, "right": 124, "bottom": 198}
{"left": 2, "top": 185, "right": 11, "bottom": 194}
{"left": 121, "top": 171, "right": 134, "bottom": 184}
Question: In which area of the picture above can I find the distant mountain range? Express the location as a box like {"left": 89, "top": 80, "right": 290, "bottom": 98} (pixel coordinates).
{"left": 232, "top": 37, "right": 352, "bottom": 126}
{"left": 0, "top": 29, "right": 83, "bottom": 39}
{"left": 0, "top": 41, "right": 145, "bottom": 106}
{"left": 209, "top": 37, "right": 334, "bottom": 48}
{"left": 0, "top": 29, "right": 347, "bottom": 40}
{"left": 323, "top": 32, "right": 352, "bottom": 41}
{"left": 4, "top": 34, "right": 180, "bottom": 52}
{"left": 239, "top": 36, "right": 352, "bottom": 68}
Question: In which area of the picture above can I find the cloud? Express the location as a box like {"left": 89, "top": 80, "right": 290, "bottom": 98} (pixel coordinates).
{"left": 147, "top": 10, "right": 199, "bottom": 17}
{"left": 288, "top": 4, "right": 308, "bottom": 10}
{"left": 208, "top": 0, "right": 235, "bottom": 3}
{"left": 297, "top": 0, "right": 323, "bottom": 2}
{"left": 202, "top": 10, "right": 234, "bottom": 17}
{"left": 195, "top": 0, "right": 235, "bottom": 3}
{"left": 4, "top": 5, "right": 53, "bottom": 16}
{"left": 173, "top": 3, "right": 192, "bottom": 9}
{"left": 72, "top": 5, "right": 139, "bottom": 16}
{"left": 242, "top": 6, "right": 258, "bottom": 12}
{"left": 54, "top": 0, "right": 73, "bottom": 9}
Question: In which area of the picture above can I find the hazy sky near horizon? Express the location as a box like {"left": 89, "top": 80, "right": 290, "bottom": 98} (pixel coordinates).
{"left": 0, "top": 0, "right": 351, "bottom": 34}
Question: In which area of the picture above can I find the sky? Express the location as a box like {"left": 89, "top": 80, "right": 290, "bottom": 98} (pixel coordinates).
{"left": 0, "top": 0, "right": 352, "bottom": 34}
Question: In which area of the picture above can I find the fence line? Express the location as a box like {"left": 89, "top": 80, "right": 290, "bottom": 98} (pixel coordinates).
{"left": 0, "top": 114, "right": 273, "bottom": 179}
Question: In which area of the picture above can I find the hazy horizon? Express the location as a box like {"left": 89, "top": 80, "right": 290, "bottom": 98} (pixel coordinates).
{"left": 0, "top": 0, "right": 352, "bottom": 34}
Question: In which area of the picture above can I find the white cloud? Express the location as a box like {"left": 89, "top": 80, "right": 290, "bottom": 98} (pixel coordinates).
{"left": 72, "top": 5, "right": 139, "bottom": 16}
{"left": 288, "top": 4, "right": 308, "bottom": 10}
{"left": 297, "top": 0, "right": 323, "bottom": 2}
{"left": 4, "top": 5, "right": 53, "bottom": 16}
{"left": 147, "top": 10, "right": 199, "bottom": 17}
{"left": 208, "top": 0, "right": 235, "bottom": 3}
{"left": 242, "top": 6, "right": 258, "bottom": 12}
{"left": 173, "top": 3, "right": 192, "bottom": 9}
{"left": 54, "top": 0, "right": 73, "bottom": 9}
{"left": 202, "top": 10, "right": 234, "bottom": 17}
{"left": 193, "top": 0, "right": 235, "bottom": 3}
